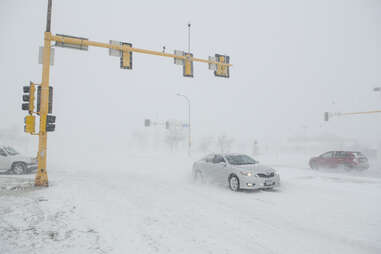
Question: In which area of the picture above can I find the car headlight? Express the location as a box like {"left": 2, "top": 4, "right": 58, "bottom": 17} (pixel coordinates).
{"left": 240, "top": 171, "right": 252, "bottom": 177}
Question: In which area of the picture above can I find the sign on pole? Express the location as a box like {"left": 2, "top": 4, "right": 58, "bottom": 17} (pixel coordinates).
{"left": 109, "top": 40, "right": 122, "bottom": 57}
{"left": 174, "top": 50, "right": 185, "bottom": 65}
{"left": 55, "top": 34, "right": 88, "bottom": 51}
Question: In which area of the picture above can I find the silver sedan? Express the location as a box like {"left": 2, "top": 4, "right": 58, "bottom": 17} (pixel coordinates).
{"left": 192, "top": 153, "right": 280, "bottom": 191}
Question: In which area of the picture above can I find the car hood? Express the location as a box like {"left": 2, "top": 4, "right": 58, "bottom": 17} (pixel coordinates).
{"left": 233, "top": 164, "right": 275, "bottom": 174}
{"left": 11, "top": 154, "right": 35, "bottom": 163}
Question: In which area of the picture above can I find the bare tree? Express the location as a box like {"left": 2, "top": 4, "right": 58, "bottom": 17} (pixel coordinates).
{"left": 252, "top": 140, "right": 259, "bottom": 156}
{"left": 130, "top": 130, "right": 148, "bottom": 151}
{"left": 198, "top": 136, "right": 214, "bottom": 153}
{"left": 165, "top": 127, "right": 186, "bottom": 152}
{"left": 217, "top": 134, "right": 234, "bottom": 154}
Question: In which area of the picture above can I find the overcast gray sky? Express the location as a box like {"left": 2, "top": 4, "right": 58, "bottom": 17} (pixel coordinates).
{"left": 0, "top": 0, "right": 380, "bottom": 152}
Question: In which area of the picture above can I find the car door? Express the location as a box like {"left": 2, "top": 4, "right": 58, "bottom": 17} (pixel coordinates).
{"left": 334, "top": 151, "right": 346, "bottom": 167}
{"left": 328, "top": 151, "right": 339, "bottom": 168}
{"left": 210, "top": 154, "right": 227, "bottom": 184}
{"left": 319, "top": 151, "right": 334, "bottom": 168}
{"left": 0, "top": 148, "right": 10, "bottom": 171}
{"left": 201, "top": 154, "right": 215, "bottom": 179}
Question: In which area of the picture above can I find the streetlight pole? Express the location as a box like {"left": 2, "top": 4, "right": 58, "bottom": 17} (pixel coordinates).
{"left": 187, "top": 22, "right": 191, "bottom": 54}
{"left": 176, "top": 93, "right": 191, "bottom": 156}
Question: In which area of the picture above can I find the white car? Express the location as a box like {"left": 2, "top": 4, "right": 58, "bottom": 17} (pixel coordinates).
{"left": 0, "top": 146, "right": 38, "bottom": 175}
{"left": 192, "top": 153, "right": 280, "bottom": 191}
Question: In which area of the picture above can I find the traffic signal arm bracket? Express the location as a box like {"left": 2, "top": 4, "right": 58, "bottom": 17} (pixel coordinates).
{"left": 50, "top": 35, "right": 232, "bottom": 68}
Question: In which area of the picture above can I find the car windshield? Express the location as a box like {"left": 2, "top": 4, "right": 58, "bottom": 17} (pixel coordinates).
{"left": 226, "top": 155, "right": 257, "bottom": 165}
{"left": 4, "top": 146, "right": 19, "bottom": 155}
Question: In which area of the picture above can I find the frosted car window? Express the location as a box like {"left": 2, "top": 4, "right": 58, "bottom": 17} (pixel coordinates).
{"left": 5, "top": 146, "right": 18, "bottom": 156}
{"left": 353, "top": 152, "right": 366, "bottom": 158}
{"left": 226, "top": 155, "right": 256, "bottom": 165}
{"left": 205, "top": 155, "right": 215, "bottom": 163}
{"left": 0, "top": 148, "right": 7, "bottom": 156}
{"left": 321, "top": 152, "right": 333, "bottom": 158}
{"left": 213, "top": 155, "right": 225, "bottom": 164}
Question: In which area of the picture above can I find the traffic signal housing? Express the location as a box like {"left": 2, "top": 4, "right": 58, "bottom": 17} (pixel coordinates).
{"left": 22, "top": 82, "right": 36, "bottom": 113}
{"left": 183, "top": 53, "right": 194, "bottom": 78}
{"left": 214, "top": 54, "right": 230, "bottom": 78}
{"left": 24, "top": 115, "right": 36, "bottom": 134}
{"left": 46, "top": 115, "right": 56, "bottom": 132}
{"left": 324, "top": 112, "right": 329, "bottom": 122}
{"left": 144, "top": 119, "right": 151, "bottom": 127}
{"left": 120, "top": 42, "right": 133, "bottom": 70}
{"left": 37, "top": 86, "right": 53, "bottom": 114}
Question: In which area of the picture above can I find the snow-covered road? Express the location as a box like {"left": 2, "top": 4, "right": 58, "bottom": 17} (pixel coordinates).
{"left": 1, "top": 154, "right": 381, "bottom": 254}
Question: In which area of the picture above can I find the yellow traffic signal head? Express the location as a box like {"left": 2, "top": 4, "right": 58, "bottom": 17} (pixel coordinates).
{"left": 29, "top": 82, "right": 35, "bottom": 112}
{"left": 183, "top": 53, "right": 193, "bottom": 78}
{"left": 214, "top": 54, "right": 230, "bottom": 78}
{"left": 324, "top": 112, "right": 329, "bottom": 121}
{"left": 120, "top": 42, "right": 133, "bottom": 70}
{"left": 24, "top": 115, "right": 35, "bottom": 134}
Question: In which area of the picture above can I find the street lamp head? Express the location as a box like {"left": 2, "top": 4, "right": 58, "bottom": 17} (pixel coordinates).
{"left": 176, "top": 93, "right": 188, "bottom": 99}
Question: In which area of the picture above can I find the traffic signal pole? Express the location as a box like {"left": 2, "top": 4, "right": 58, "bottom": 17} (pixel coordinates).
{"left": 35, "top": 0, "right": 52, "bottom": 187}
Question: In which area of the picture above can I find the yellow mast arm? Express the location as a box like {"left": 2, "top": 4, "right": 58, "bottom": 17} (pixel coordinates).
{"left": 50, "top": 34, "right": 232, "bottom": 67}
{"left": 339, "top": 110, "right": 381, "bottom": 116}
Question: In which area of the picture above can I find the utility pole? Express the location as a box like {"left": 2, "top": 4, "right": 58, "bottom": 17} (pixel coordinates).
{"left": 176, "top": 93, "right": 191, "bottom": 156}
{"left": 24, "top": 0, "right": 232, "bottom": 187}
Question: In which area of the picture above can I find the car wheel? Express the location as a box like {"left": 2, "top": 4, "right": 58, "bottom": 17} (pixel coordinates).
{"left": 12, "top": 162, "right": 26, "bottom": 175}
{"left": 229, "top": 175, "right": 240, "bottom": 192}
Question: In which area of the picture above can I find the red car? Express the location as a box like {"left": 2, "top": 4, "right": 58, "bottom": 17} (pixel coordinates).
{"left": 309, "top": 151, "right": 369, "bottom": 170}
